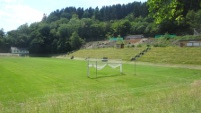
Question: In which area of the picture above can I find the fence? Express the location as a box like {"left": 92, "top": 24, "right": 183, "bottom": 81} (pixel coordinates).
{"left": 0, "top": 53, "right": 20, "bottom": 56}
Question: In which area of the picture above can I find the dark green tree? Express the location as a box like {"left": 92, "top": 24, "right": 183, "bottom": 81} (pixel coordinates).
{"left": 94, "top": 7, "right": 101, "bottom": 20}
{"left": 70, "top": 32, "right": 84, "bottom": 50}
{"left": 186, "top": 10, "right": 201, "bottom": 30}
{"left": 0, "top": 28, "right": 6, "bottom": 52}
{"left": 112, "top": 20, "right": 131, "bottom": 36}
{"left": 147, "top": 0, "right": 183, "bottom": 24}
{"left": 147, "top": 0, "right": 201, "bottom": 24}
{"left": 0, "top": 28, "right": 5, "bottom": 38}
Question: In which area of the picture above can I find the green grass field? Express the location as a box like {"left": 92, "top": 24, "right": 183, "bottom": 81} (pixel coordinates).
{"left": 0, "top": 57, "right": 201, "bottom": 112}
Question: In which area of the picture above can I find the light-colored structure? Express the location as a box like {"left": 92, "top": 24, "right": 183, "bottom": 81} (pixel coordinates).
{"left": 11, "top": 47, "right": 29, "bottom": 55}
{"left": 125, "top": 35, "right": 144, "bottom": 40}
{"left": 179, "top": 39, "right": 201, "bottom": 47}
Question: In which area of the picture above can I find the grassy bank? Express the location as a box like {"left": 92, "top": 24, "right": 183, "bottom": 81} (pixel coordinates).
{"left": 69, "top": 47, "right": 201, "bottom": 65}
{"left": 138, "top": 47, "right": 201, "bottom": 65}
{"left": 68, "top": 47, "right": 146, "bottom": 61}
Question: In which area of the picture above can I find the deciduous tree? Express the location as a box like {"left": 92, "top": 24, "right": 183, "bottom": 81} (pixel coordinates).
{"left": 70, "top": 32, "right": 84, "bottom": 50}
{"left": 147, "top": 0, "right": 183, "bottom": 24}
{"left": 147, "top": 0, "right": 201, "bottom": 24}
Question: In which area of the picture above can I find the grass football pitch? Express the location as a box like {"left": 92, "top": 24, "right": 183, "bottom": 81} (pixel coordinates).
{"left": 0, "top": 57, "right": 201, "bottom": 112}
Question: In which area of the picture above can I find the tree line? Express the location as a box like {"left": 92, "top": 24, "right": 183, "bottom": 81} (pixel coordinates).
{"left": 0, "top": 1, "right": 201, "bottom": 54}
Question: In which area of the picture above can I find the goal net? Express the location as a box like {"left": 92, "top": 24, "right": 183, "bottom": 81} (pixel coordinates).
{"left": 87, "top": 58, "right": 122, "bottom": 78}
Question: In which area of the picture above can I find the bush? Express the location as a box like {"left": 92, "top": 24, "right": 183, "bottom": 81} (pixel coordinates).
{"left": 137, "top": 44, "right": 142, "bottom": 47}
{"left": 153, "top": 43, "right": 168, "bottom": 47}
{"left": 131, "top": 45, "right": 135, "bottom": 48}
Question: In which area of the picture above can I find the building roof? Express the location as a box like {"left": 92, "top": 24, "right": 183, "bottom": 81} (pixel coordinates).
{"left": 11, "top": 47, "right": 29, "bottom": 52}
{"left": 125, "top": 35, "right": 144, "bottom": 40}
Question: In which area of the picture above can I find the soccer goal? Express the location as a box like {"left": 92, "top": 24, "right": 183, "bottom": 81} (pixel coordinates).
{"left": 87, "top": 58, "right": 122, "bottom": 78}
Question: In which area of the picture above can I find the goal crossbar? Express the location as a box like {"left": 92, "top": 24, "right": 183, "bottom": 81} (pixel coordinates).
{"left": 87, "top": 58, "right": 122, "bottom": 78}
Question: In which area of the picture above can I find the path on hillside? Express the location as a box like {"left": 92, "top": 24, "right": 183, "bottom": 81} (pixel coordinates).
{"left": 127, "top": 61, "right": 201, "bottom": 70}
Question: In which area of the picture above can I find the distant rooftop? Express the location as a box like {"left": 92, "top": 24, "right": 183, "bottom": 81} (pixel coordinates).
{"left": 125, "top": 35, "right": 144, "bottom": 40}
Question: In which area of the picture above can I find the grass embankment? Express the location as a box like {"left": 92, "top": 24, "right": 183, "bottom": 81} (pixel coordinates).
{"left": 138, "top": 47, "right": 201, "bottom": 65}
{"left": 0, "top": 57, "right": 201, "bottom": 112}
{"left": 70, "top": 47, "right": 201, "bottom": 65}
{"left": 69, "top": 48, "right": 146, "bottom": 61}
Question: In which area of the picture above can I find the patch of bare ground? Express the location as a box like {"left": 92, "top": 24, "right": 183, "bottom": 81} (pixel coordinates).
{"left": 191, "top": 80, "right": 201, "bottom": 87}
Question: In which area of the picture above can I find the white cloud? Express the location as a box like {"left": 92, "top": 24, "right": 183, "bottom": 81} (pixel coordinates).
{"left": 0, "top": 0, "right": 43, "bottom": 32}
{"left": 5, "top": 4, "right": 42, "bottom": 22}
{"left": 0, "top": 0, "right": 22, "bottom": 5}
{"left": 4, "top": 0, "right": 18, "bottom": 3}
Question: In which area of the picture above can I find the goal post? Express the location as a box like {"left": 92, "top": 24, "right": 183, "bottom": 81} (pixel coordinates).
{"left": 87, "top": 58, "right": 123, "bottom": 78}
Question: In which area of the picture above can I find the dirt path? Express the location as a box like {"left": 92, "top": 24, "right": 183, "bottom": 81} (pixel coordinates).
{"left": 127, "top": 61, "right": 201, "bottom": 70}
{"left": 56, "top": 56, "right": 201, "bottom": 70}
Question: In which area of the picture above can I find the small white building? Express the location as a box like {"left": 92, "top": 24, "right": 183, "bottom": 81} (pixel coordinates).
{"left": 11, "top": 47, "right": 29, "bottom": 55}
{"left": 125, "top": 35, "right": 144, "bottom": 40}
{"left": 179, "top": 39, "right": 201, "bottom": 47}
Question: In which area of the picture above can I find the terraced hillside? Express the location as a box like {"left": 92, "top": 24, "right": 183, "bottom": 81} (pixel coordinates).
{"left": 69, "top": 48, "right": 146, "bottom": 61}
{"left": 68, "top": 47, "right": 201, "bottom": 65}
{"left": 138, "top": 47, "right": 201, "bottom": 65}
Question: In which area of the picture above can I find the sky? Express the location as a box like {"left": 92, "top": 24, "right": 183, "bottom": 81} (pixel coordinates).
{"left": 0, "top": 0, "right": 147, "bottom": 32}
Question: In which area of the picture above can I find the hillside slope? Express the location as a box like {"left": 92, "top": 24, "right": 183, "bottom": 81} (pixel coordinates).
{"left": 138, "top": 47, "right": 201, "bottom": 65}
{"left": 68, "top": 48, "right": 146, "bottom": 61}
{"left": 68, "top": 47, "right": 201, "bottom": 65}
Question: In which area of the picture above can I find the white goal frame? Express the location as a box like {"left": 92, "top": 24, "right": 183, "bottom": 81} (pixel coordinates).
{"left": 87, "top": 58, "right": 123, "bottom": 78}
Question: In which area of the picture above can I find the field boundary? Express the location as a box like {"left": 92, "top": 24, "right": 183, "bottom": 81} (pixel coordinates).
{"left": 133, "top": 61, "right": 201, "bottom": 70}
{"left": 61, "top": 56, "right": 201, "bottom": 70}
{"left": 0, "top": 53, "right": 19, "bottom": 56}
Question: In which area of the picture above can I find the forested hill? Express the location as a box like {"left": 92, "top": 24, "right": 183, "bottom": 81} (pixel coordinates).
{"left": 46, "top": 2, "right": 148, "bottom": 22}
{"left": 0, "top": 1, "right": 149, "bottom": 54}
{"left": 0, "top": 1, "right": 201, "bottom": 54}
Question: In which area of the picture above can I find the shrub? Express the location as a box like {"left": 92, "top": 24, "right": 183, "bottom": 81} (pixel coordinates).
{"left": 131, "top": 45, "right": 135, "bottom": 48}
{"left": 137, "top": 44, "right": 142, "bottom": 47}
